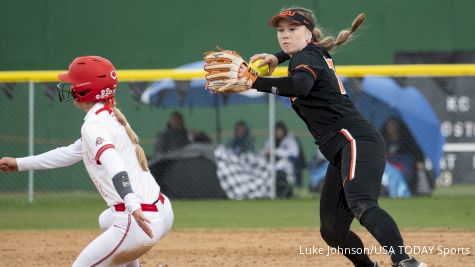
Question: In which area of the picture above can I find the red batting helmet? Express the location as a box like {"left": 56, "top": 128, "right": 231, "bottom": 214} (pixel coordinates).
{"left": 57, "top": 56, "right": 118, "bottom": 102}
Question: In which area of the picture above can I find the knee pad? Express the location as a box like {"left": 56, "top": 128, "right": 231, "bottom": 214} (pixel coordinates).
{"left": 348, "top": 200, "right": 378, "bottom": 220}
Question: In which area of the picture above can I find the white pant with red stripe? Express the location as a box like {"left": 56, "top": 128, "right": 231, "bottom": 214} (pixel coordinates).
{"left": 72, "top": 195, "right": 174, "bottom": 267}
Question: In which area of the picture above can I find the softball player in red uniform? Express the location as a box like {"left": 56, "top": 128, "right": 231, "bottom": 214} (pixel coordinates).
{"left": 249, "top": 7, "right": 426, "bottom": 267}
{"left": 0, "top": 56, "right": 174, "bottom": 267}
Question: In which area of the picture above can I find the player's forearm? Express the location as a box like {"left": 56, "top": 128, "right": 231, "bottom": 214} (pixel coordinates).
{"left": 16, "top": 141, "right": 83, "bottom": 171}
{"left": 112, "top": 171, "right": 141, "bottom": 213}
{"left": 253, "top": 71, "right": 314, "bottom": 97}
{"left": 100, "top": 149, "right": 133, "bottom": 199}
{"left": 100, "top": 149, "right": 141, "bottom": 213}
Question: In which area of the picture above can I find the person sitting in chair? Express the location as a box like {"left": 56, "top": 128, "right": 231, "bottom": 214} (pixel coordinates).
{"left": 154, "top": 111, "right": 190, "bottom": 157}
{"left": 226, "top": 120, "right": 255, "bottom": 154}
{"left": 263, "top": 121, "right": 304, "bottom": 196}
{"left": 381, "top": 117, "right": 433, "bottom": 196}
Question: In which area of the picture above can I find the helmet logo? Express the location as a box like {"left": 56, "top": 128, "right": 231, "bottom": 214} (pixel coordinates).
{"left": 95, "top": 88, "right": 116, "bottom": 99}
{"left": 110, "top": 70, "right": 117, "bottom": 80}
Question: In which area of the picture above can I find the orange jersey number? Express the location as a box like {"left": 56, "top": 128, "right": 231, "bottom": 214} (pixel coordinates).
{"left": 324, "top": 57, "right": 346, "bottom": 95}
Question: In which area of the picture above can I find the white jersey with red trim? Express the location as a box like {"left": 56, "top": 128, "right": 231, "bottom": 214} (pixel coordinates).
{"left": 16, "top": 102, "right": 172, "bottom": 266}
{"left": 81, "top": 102, "right": 160, "bottom": 206}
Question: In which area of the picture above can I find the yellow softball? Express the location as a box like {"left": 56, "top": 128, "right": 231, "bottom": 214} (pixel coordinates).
{"left": 250, "top": 59, "right": 270, "bottom": 77}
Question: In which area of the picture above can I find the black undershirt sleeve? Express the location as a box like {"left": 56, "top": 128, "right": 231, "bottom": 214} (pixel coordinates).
{"left": 253, "top": 71, "right": 315, "bottom": 97}
{"left": 274, "top": 51, "right": 290, "bottom": 64}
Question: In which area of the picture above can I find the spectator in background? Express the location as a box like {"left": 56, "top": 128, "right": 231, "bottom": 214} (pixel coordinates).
{"left": 263, "top": 121, "right": 305, "bottom": 196}
{"left": 380, "top": 117, "right": 433, "bottom": 195}
{"left": 226, "top": 120, "right": 255, "bottom": 154}
{"left": 154, "top": 111, "right": 190, "bottom": 156}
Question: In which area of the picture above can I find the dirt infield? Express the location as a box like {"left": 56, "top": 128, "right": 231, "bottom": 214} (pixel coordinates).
{"left": 0, "top": 229, "right": 473, "bottom": 266}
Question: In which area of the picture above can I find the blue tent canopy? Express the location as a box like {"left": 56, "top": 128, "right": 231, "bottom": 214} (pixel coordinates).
{"left": 140, "top": 61, "right": 267, "bottom": 108}
{"left": 352, "top": 77, "right": 444, "bottom": 177}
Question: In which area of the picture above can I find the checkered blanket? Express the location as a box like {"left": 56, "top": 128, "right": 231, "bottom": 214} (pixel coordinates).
{"left": 214, "top": 145, "right": 272, "bottom": 199}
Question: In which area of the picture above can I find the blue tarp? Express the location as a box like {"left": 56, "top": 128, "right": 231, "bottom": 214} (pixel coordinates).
{"left": 309, "top": 161, "right": 412, "bottom": 198}
{"left": 140, "top": 61, "right": 267, "bottom": 108}
{"left": 353, "top": 77, "right": 445, "bottom": 177}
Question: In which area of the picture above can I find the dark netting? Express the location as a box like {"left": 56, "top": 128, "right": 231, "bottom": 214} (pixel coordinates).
{"left": 1, "top": 77, "right": 474, "bottom": 202}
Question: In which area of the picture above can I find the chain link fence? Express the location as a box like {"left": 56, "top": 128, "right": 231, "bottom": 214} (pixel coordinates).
{"left": 1, "top": 74, "right": 475, "bottom": 202}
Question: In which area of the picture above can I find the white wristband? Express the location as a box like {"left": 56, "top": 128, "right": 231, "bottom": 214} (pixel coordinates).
{"left": 124, "top": 193, "right": 141, "bottom": 214}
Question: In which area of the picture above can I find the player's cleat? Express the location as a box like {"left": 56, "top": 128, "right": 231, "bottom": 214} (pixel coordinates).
{"left": 392, "top": 257, "right": 427, "bottom": 267}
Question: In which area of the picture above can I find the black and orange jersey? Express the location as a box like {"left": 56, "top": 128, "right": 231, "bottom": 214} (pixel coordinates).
{"left": 254, "top": 43, "right": 367, "bottom": 148}
{"left": 288, "top": 43, "right": 367, "bottom": 145}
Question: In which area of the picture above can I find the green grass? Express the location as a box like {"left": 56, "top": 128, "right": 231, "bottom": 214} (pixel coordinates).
{"left": 0, "top": 194, "right": 474, "bottom": 230}
{"left": 174, "top": 197, "right": 475, "bottom": 230}
{"left": 377, "top": 197, "right": 475, "bottom": 229}
{"left": 432, "top": 184, "right": 475, "bottom": 197}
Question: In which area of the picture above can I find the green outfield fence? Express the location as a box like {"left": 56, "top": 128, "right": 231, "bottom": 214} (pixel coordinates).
{"left": 1, "top": 65, "right": 475, "bottom": 203}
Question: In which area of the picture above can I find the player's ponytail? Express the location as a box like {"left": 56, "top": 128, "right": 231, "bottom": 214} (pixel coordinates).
{"left": 333, "top": 13, "right": 365, "bottom": 49}
{"left": 315, "top": 13, "right": 365, "bottom": 51}
{"left": 289, "top": 7, "right": 365, "bottom": 52}
{"left": 108, "top": 101, "right": 149, "bottom": 172}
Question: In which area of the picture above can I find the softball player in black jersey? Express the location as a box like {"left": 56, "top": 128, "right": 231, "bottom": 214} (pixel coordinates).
{"left": 249, "top": 7, "right": 427, "bottom": 267}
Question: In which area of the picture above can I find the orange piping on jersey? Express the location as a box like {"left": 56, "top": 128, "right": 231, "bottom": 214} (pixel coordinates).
{"left": 295, "top": 64, "right": 317, "bottom": 80}
{"left": 340, "top": 129, "right": 356, "bottom": 180}
{"left": 342, "top": 176, "right": 349, "bottom": 187}
{"left": 338, "top": 79, "right": 347, "bottom": 94}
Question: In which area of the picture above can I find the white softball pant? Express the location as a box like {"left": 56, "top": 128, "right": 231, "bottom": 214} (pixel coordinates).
{"left": 72, "top": 194, "right": 174, "bottom": 267}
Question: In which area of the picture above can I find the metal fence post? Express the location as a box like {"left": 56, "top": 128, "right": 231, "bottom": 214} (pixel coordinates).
{"left": 28, "top": 80, "right": 35, "bottom": 203}
{"left": 269, "top": 94, "right": 276, "bottom": 199}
